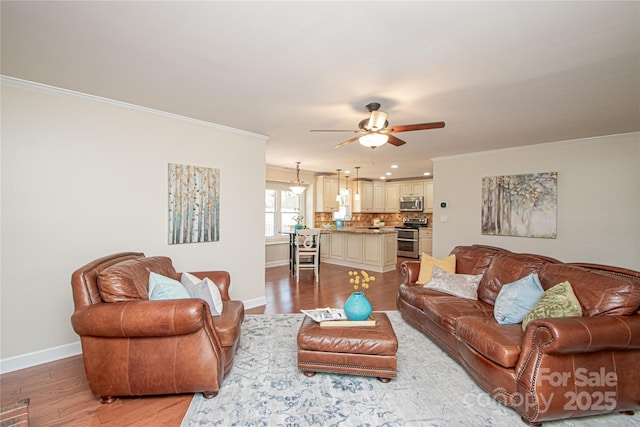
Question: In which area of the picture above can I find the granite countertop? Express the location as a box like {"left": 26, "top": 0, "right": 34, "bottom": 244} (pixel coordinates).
{"left": 326, "top": 227, "right": 397, "bottom": 234}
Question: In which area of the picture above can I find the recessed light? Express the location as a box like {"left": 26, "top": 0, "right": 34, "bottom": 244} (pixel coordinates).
{"left": 380, "top": 176, "right": 386, "bottom": 180}
{"left": 423, "top": 172, "right": 431, "bottom": 176}
{"left": 386, "top": 172, "right": 392, "bottom": 176}
{"left": 344, "top": 170, "right": 351, "bottom": 174}
{"left": 390, "top": 164, "right": 398, "bottom": 169}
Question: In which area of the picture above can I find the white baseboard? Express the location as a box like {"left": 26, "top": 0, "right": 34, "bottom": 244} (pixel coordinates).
{"left": 0, "top": 341, "right": 82, "bottom": 374}
{"left": 265, "top": 260, "right": 288, "bottom": 268}
{"left": 1, "top": 296, "right": 269, "bottom": 374}
{"left": 243, "top": 296, "right": 267, "bottom": 309}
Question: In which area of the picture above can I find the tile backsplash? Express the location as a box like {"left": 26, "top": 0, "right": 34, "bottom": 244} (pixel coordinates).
{"left": 314, "top": 212, "right": 432, "bottom": 228}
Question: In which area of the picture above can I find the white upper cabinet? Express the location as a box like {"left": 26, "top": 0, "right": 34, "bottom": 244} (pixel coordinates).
{"left": 400, "top": 181, "right": 424, "bottom": 197}
{"left": 424, "top": 180, "right": 434, "bottom": 212}
{"left": 315, "top": 176, "right": 339, "bottom": 212}
{"left": 351, "top": 180, "right": 373, "bottom": 213}
{"left": 384, "top": 183, "right": 400, "bottom": 212}
{"left": 373, "top": 182, "right": 385, "bottom": 212}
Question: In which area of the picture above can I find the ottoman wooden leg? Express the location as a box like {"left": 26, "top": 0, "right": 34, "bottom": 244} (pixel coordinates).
{"left": 303, "top": 371, "right": 316, "bottom": 377}
{"left": 378, "top": 377, "right": 391, "bottom": 383}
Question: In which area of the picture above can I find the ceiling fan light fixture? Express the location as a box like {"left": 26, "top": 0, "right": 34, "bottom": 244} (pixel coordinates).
{"left": 367, "top": 111, "right": 388, "bottom": 130}
{"left": 359, "top": 132, "right": 389, "bottom": 148}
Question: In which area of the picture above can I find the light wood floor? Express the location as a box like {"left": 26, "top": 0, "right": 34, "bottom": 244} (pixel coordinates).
{"left": 0, "top": 259, "right": 411, "bottom": 426}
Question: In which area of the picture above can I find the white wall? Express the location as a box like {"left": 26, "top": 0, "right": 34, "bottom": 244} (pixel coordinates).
{"left": 0, "top": 78, "right": 268, "bottom": 366}
{"left": 432, "top": 133, "right": 640, "bottom": 270}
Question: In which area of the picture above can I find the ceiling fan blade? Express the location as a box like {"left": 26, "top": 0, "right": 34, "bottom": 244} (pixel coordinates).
{"left": 310, "top": 129, "right": 360, "bottom": 133}
{"left": 386, "top": 134, "right": 407, "bottom": 147}
{"left": 388, "top": 122, "right": 445, "bottom": 133}
{"left": 334, "top": 135, "right": 361, "bottom": 149}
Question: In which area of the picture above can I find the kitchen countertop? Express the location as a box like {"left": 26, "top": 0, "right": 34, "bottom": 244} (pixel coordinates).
{"left": 325, "top": 227, "right": 397, "bottom": 234}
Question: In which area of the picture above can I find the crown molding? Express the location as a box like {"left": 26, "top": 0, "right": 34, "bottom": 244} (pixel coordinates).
{"left": 1, "top": 75, "right": 269, "bottom": 141}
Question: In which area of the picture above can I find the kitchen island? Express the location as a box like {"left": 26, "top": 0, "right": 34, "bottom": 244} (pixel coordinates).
{"left": 320, "top": 228, "right": 398, "bottom": 273}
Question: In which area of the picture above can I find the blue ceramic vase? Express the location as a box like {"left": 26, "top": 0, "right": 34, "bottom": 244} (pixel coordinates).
{"left": 343, "top": 292, "right": 372, "bottom": 321}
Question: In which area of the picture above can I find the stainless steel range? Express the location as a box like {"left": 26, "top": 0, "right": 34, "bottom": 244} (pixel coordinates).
{"left": 395, "top": 217, "right": 428, "bottom": 258}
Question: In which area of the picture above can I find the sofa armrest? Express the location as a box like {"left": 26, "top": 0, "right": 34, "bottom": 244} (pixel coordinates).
{"left": 71, "top": 299, "right": 210, "bottom": 338}
{"left": 183, "top": 271, "right": 231, "bottom": 300}
{"left": 400, "top": 261, "right": 421, "bottom": 284}
{"left": 522, "top": 315, "right": 640, "bottom": 355}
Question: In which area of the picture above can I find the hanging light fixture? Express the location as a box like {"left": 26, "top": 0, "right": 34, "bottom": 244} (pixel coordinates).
{"left": 289, "top": 162, "right": 306, "bottom": 195}
{"left": 335, "top": 169, "right": 341, "bottom": 201}
{"left": 359, "top": 132, "right": 389, "bottom": 148}
{"left": 354, "top": 166, "right": 361, "bottom": 201}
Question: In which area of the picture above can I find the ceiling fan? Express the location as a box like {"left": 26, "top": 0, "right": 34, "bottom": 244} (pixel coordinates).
{"left": 311, "top": 102, "right": 445, "bottom": 149}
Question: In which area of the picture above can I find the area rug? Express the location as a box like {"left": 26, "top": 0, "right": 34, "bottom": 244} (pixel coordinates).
{"left": 181, "top": 312, "right": 639, "bottom": 426}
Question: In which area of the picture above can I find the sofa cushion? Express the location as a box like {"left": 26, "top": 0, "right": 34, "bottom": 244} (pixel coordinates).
{"left": 450, "top": 245, "right": 506, "bottom": 275}
{"left": 477, "top": 253, "right": 553, "bottom": 306}
{"left": 493, "top": 273, "right": 545, "bottom": 324}
{"left": 456, "top": 316, "right": 523, "bottom": 368}
{"left": 522, "top": 281, "right": 583, "bottom": 330}
{"left": 398, "top": 283, "right": 451, "bottom": 311}
{"left": 424, "top": 266, "right": 482, "bottom": 300}
{"left": 212, "top": 300, "right": 244, "bottom": 348}
{"left": 423, "top": 296, "right": 494, "bottom": 333}
{"left": 98, "top": 256, "right": 177, "bottom": 302}
{"left": 540, "top": 264, "right": 640, "bottom": 317}
{"left": 416, "top": 254, "right": 456, "bottom": 285}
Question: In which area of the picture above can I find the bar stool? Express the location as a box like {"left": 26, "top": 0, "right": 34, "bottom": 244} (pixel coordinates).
{"left": 295, "top": 228, "right": 321, "bottom": 283}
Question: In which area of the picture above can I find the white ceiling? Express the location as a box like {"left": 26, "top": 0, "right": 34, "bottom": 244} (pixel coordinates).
{"left": 2, "top": 1, "right": 639, "bottom": 180}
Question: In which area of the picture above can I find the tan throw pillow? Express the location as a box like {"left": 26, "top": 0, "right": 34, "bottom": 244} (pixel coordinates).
{"left": 522, "top": 281, "right": 583, "bottom": 331}
{"left": 416, "top": 254, "right": 456, "bottom": 285}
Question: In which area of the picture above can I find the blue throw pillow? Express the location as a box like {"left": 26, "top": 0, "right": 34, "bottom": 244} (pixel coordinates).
{"left": 148, "top": 271, "right": 191, "bottom": 300}
{"left": 493, "top": 273, "right": 544, "bottom": 324}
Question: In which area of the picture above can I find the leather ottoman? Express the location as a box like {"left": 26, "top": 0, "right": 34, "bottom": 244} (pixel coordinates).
{"left": 297, "top": 311, "right": 398, "bottom": 382}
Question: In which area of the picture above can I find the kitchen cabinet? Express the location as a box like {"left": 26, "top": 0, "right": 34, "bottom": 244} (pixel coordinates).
{"left": 400, "top": 181, "right": 424, "bottom": 197}
{"left": 345, "top": 233, "right": 363, "bottom": 263}
{"left": 424, "top": 180, "right": 434, "bottom": 213}
{"left": 329, "top": 231, "right": 345, "bottom": 259}
{"left": 419, "top": 228, "right": 433, "bottom": 256}
{"left": 373, "top": 182, "right": 385, "bottom": 212}
{"left": 351, "top": 180, "right": 373, "bottom": 213}
{"left": 315, "top": 176, "right": 339, "bottom": 212}
{"left": 320, "top": 233, "right": 331, "bottom": 259}
{"left": 384, "top": 183, "right": 399, "bottom": 212}
{"left": 324, "top": 229, "right": 397, "bottom": 272}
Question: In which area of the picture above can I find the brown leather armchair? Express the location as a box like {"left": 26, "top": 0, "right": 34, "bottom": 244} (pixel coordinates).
{"left": 71, "top": 252, "right": 244, "bottom": 403}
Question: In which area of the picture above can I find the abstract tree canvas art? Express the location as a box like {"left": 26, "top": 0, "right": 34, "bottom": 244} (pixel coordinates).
{"left": 481, "top": 172, "right": 557, "bottom": 239}
{"left": 168, "top": 163, "right": 219, "bottom": 244}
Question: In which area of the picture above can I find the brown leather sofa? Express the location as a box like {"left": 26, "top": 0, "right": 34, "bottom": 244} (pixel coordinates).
{"left": 71, "top": 252, "right": 244, "bottom": 403}
{"left": 397, "top": 245, "right": 640, "bottom": 425}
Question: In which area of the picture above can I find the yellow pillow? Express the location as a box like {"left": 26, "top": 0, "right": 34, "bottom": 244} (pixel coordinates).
{"left": 416, "top": 254, "right": 456, "bottom": 284}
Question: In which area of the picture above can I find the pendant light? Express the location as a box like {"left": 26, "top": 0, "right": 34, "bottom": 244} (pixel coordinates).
{"left": 335, "top": 169, "right": 341, "bottom": 201}
{"left": 354, "top": 166, "right": 361, "bottom": 201}
{"left": 289, "top": 162, "right": 306, "bottom": 195}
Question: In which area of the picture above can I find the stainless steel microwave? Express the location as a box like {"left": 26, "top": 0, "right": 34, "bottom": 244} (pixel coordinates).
{"left": 399, "top": 196, "right": 424, "bottom": 212}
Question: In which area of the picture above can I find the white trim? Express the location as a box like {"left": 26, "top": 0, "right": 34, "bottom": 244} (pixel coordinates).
{"left": 0, "top": 75, "right": 270, "bottom": 142}
{"left": 266, "top": 260, "right": 289, "bottom": 268}
{"left": 432, "top": 131, "right": 640, "bottom": 162}
{"left": 0, "top": 341, "right": 82, "bottom": 374}
{"left": 243, "top": 296, "right": 267, "bottom": 310}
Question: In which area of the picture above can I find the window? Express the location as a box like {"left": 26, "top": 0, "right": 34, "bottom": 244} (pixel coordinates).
{"left": 265, "top": 184, "right": 303, "bottom": 238}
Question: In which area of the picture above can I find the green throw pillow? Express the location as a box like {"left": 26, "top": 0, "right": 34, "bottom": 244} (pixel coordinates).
{"left": 522, "top": 281, "right": 582, "bottom": 331}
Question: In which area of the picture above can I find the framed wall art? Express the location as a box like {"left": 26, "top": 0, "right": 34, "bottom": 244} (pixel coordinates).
{"left": 481, "top": 171, "right": 557, "bottom": 239}
{"left": 168, "top": 163, "right": 219, "bottom": 244}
